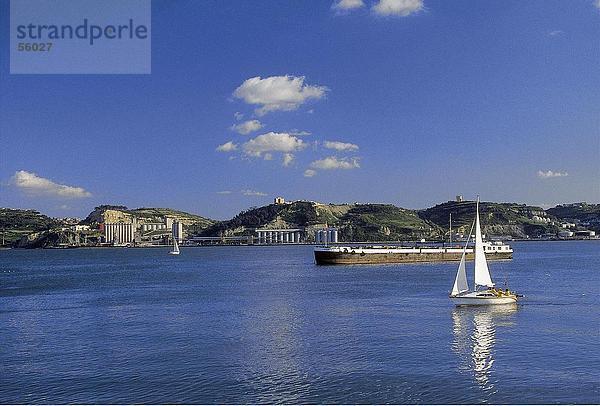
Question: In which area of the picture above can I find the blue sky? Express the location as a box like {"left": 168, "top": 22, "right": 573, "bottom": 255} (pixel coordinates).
{"left": 1, "top": 0, "right": 599, "bottom": 219}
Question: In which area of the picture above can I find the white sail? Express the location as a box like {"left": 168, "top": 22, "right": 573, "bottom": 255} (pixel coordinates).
{"left": 173, "top": 239, "right": 179, "bottom": 253}
{"left": 474, "top": 199, "right": 494, "bottom": 287}
{"left": 451, "top": 252, "right": 469, "bottom": 296}
{"left": 451, "top": 219, "right": 475, "bottom": 296}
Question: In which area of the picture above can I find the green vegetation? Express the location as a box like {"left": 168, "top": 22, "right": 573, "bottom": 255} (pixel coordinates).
{"left": 0, "top": 208, "right": 62, "bottom": 246}
{"left": 418, "top": 200, "right": 560, "bottom": 238}
{"left": 200, "top": 203, "right": 304, "bottom": 237}
{"left": 200, "top": 201, "right": 438, "bottom": 241}
{"left": 337, "top": 204, "right": 438, "bottom": 241}
{"left": 546, "top": 203, "right": 600, "bottom": 221}
{"left": 547, "top": 203, "right": 600, "bottom": 232}
{"left": 5, "top": 200, "right": 599, "bottom": 248}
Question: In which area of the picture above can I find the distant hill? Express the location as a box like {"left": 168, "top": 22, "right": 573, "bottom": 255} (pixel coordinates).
{"left": 3, "top": 205, "right": 214, "bottom": 248}
{"left": 0, "top": 208, "right": 63, "bottom": 246}
{"left": 546, "top": 203, "right": 600, "bottom": 232}
{"left": 5, "top": 199, "right": 598, "bottom": 247}
{"left": 418, "top": 200, "right": 559, "bottom": 238}
{"left": 199, "top": 201, "right": 440, "bottom": 242}
{"left": 82, "top": 205, "right": 215, "bottom": 230}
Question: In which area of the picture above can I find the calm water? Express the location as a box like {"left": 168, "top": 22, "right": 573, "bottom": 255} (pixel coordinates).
{"left": 0, "top": 242, "right": 598, "bottom": 404}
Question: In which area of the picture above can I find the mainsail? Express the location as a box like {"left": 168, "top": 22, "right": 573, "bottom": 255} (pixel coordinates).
{"left": 474, "top": 199, "right": 494, "bottom": 287}
{"left": 172, "top": 238, "right": 180, "bottom": 254}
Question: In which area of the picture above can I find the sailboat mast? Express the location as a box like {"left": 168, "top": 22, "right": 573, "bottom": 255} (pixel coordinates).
{"left": 449, "top": 213, "right": 452, "bottom": 244}
{"left": 474, "top": 199, "right": 478, "bottom": 290}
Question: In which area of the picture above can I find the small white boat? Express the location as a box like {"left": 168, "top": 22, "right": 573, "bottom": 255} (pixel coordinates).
{"left": 169, "top": 238, "right": 180, "bottom": 255}
{"left": 450, "top": 198, "right": 519, "bottom": 306}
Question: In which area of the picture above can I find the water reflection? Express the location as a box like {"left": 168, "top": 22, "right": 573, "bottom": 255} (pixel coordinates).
{"left": 452, "top": 305, "right": 517, "bottom": 393}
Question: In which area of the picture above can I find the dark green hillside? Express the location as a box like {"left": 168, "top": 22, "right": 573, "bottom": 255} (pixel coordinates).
{"left": 547, "top": 203, "right": 600, "bottom": 232}
{"left": 200, "top": 202, "right": 319, "bottom": 237}
{"left": 419, "top": 200, "right": 559, "bottom": 238}
{"left": 199, "top": 201, "right": 439, "bottom": 241}
{"left": 546, "top": 203, "right": 600, "bottom": 221}
{"left": 0, "top": 208, "right": 63, "bottom": 246}
{"left": 337, "top": 204, "right": 439, "bottom": 241}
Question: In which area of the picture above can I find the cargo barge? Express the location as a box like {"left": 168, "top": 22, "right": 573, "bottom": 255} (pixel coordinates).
{"left": 314, "top": 241, "right": 512, "bottom": 265}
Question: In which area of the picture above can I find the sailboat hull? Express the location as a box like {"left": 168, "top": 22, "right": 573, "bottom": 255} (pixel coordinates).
{"left": 450, "top": 291, "right": 517, "bottom": 306}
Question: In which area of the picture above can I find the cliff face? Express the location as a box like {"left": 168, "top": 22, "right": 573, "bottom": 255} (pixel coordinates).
{"left": 82, "top": 205, "right": 215, "bottom": 228}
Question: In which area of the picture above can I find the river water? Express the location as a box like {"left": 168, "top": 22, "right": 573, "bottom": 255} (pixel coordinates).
{"left": 0, "top": 241, "right": 598, "bottom": 404}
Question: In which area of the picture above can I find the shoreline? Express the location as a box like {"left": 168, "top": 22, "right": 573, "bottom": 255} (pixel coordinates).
{"left": 2, "top": 238, "right": 599, "bottom": 250}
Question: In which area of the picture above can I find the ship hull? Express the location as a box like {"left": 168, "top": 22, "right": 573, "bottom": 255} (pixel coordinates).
{"left": 314, "top": 250, "right": 512, "bottom": 265}
{"left": 450, "top": 292, "right": 518, "bottom": 306}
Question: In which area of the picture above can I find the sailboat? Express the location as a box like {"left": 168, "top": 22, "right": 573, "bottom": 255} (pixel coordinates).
{"left": 450, "top": 198, "right": 519, "bottom": 305}
{"left": 169, "top": 237, "right": 180, "bottom": 255}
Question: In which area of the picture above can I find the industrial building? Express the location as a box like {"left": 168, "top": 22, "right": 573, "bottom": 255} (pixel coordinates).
{"left": 104, "top": 222, "right": 135, "bottom": 244}
{"left": 315, "top": 227, "right": 339, "bottom": 244}
{"left": 255, "top": 229, "right": 303, "bottom": 244}
{"left": 172, "top": 221, "right": 184, "bottom": 243}
{"left": 141, "top": 223, "right": 167, "bottom": 232}
{"left": 102, "top": 216, "right": 184, "bottom": 246}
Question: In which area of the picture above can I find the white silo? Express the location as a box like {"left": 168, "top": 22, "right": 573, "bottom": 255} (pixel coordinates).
{"left": 331, "top": 228, "right": 339, "bottom": 243}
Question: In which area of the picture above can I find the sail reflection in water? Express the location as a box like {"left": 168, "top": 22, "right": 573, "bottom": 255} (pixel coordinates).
{"left": 452, "top": 305, "right": 517, "bottom": 392}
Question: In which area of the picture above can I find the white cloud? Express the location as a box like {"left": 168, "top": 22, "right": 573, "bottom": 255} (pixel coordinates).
{"left": 216, "top": 190, "right": 233, "bottom": 195}
{"left": 282, "top": 153, "right": 295, "bottom": 167}
{"left": 11, "top": 170, "right": 91, "bottom": 199}
{"left": 289, "top": 129, "right": 312, "bottom": 136}
{"left": 233, "top": 75, "right": 328, "bottom": 115}
{"left": 310, "top": 156, "right": 360, "bottom": 170}
{"left": 324, "top": 140, "right": 359, "bottom": 151}
{"left": 234, "top": 112, "right": 244, "bottom": 121}
{"left": 231, "top": 119, "right": 263, "bottom": 135}
{"left": 304, "top": 169, "right": 317, "bottom": 178}
{"left": 372, "top": 0, "right": 423, "bottom": 16}
{"left": 216, "top": 141, "right": 238, "bottom": 152}
{"left": 332, "top": 0, "right": 365, "bottom": 11}
{"left": 548, "top": 30, "right": 564, "bottom": 36}
{"left": 537, "top": 170, "right": 568, "bottom": 179}
{"left": 242, "top": 132, "right": 306, "bottom": 158}
{"left": 241, "top": 189, "right": 267, "bottom": 196}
